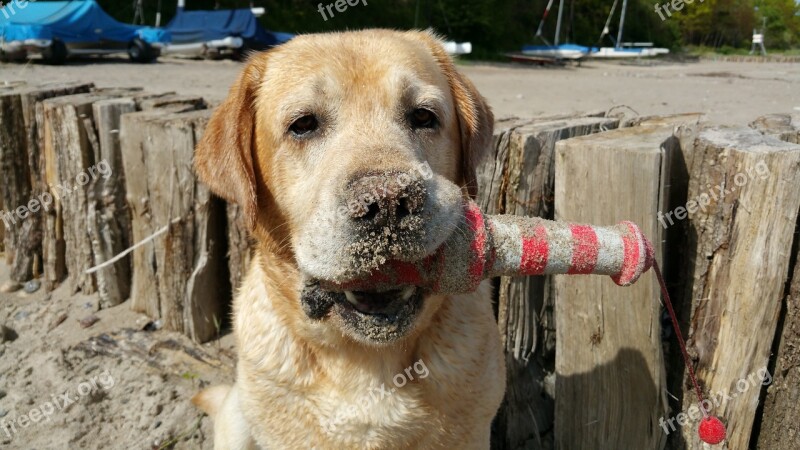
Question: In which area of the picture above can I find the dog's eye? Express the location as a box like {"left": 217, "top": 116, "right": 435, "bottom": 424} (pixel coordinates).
{"left": 410, "top": 108, "right": 437, "bottom": 129}
{"left": 289, "top": 115, "right": 319, "bottom": 136}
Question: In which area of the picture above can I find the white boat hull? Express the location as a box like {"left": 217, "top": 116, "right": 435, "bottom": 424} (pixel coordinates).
{"left": 589, "top": 47, "right": 669, "bottom": 59}
{"left": 442, "top": 41, "right": 472, "bottom": 55}
{"left": 521, "top": 48, "right": 586, "bottom": 60}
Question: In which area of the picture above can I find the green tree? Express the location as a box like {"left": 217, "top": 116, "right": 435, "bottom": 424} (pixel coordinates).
{"left": 755, "top": 0, "right": 800, "bottom": 48}
{"left": 673, "top": 0, "right": 755, "bottom": 47}
{"left": 98, "top": 0, "right": 682, "bottom": 52}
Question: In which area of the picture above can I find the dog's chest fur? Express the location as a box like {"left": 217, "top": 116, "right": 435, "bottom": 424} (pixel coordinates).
{"left": 231, "top": 258, "right": 505, "bottom": 449}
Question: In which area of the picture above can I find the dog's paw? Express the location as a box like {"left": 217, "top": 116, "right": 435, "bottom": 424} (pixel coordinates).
{"left": 192, "top": 385, "right": 232, "bottom": 418}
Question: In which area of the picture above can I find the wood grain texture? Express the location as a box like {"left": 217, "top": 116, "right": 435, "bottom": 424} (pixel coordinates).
{"left": 0, "top": 90, "right": 30, "bottom": 278}
{"left": 677, "top": 126, "right": 800, "bottom": 449}
{"left": 19, "top": 84, "right": 95, "bottom": 284}
{"left": 226, "top": 203, "right": 253, "bottom": 295}
{"left": 138, "top": 94, "right": 206, "bottom": 111}
{"left": 119, "top": 101, "right": 205, "bottom": 317}
{"left": 0, "top": 65, "right": 22, "bottom": 259}
{"left": 121, "top": 107, "right": 184, "bottom": 320}
{"left": 0, "top": 191, "right": 4, "bottom": 254}
{"left": 481, "top": 116, "right": 620, "bottom": 449}
{"left": 476, "top": 117, "right": 532, "bottom": 216}
{"left": 121, "top": 108, "right": 228, "bottom": 342}
{"left": 747, "top": 116, "right": 800, "bottom": 449}
{"left": 0, "top": 83, "right": 92, "bottom": 283}
{"left": 750, "top": 113, "right": 800, "bottom": 144}
{"left": 87, "top": 98, "right": 137, "bottom": 307}
{"left": 481, "top": 116, "right": 538, "bottom": 450}
{"left": 622, "top": 113, "right": 705, "bottom": 129}
{"left": 756, "top": 243, "right": 800, "bottom": 448}
{"left": 40, "top": 92, "right": 127, "bottom": 294}
{"left": 554, "top": 125, "right": 673, "bottom": 450}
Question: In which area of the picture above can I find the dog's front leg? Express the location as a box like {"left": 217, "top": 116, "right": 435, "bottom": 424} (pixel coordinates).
{"left": 195, "top": 384, "right": 259, "bottom": 450}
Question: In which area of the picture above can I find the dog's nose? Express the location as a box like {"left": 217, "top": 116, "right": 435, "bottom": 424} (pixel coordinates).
{"left": 346, "top": 172, "right": 426, "bottom": 227}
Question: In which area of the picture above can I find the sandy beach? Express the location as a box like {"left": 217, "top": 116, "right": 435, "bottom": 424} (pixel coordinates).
{"left": 3, "top": 57, "right": 797, "bottom": 125}
{"left": 0, "top": 54, "right": 798, "bottom": 449}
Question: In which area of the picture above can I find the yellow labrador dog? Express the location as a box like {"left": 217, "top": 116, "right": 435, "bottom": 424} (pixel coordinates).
{"left": 193, "top": 29, "right": 505, "bottom": 450}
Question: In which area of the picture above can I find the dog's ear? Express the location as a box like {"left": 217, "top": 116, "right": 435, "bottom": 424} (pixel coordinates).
{"left": 194, "top": 55, "right": 265, "bottom": 229}
{"left": 451, "top": 69, "right": 494, "bottom": 198}
{"left": 410, "top": 30, "right": 494, "bottom": 198}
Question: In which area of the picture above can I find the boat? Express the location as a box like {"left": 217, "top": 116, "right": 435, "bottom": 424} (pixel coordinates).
{"left": 442, "top": 41, "right": 472, "bottom": 55}
{"left": 590, "top": 46, "right": 666, "bottom": 59}
{"left": 521, "top": 43, "right": 588, "bottom": 60}
{"left": 505, "top": 52, "right": 566, "bottom": 65}
{"left": 520, "top": 0, "right": 669, "bottom": 61}
{"left": 163, "top": 1, "right": 293, "bottom": 58}
{"left": 520, "top": 0, "right": 589, "bottom": 60}
{"left": 588, "top": 0, "right": 669, "bottom": 59}
{"left": 0, "top": 0, "right": 170, "bottom": 64}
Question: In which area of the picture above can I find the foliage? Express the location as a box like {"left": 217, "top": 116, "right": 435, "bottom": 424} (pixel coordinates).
{"left": 672, "top": 0, "right": 800, "bottom": 49}
{"left": 97, "top": 0, "right": 797, "bottom": 53}
{"left": 756, "top": 0, "right": 800, "bottom": 48}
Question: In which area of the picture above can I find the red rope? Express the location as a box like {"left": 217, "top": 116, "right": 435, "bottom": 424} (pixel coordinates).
{"left": 652, "top": 260, "right": 709, "bottom": 418}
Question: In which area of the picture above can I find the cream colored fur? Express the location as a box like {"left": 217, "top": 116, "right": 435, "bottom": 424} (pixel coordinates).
{"left": 192, "top": 29, "right": 505, "bottom": 449}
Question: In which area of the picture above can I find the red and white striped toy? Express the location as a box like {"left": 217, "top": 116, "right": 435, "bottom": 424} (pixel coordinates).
{"left": 330, "top": 198, "right": 728, "bottom": 445}
{"left": 332, "top": 199, "right": 654, "bottom": 294}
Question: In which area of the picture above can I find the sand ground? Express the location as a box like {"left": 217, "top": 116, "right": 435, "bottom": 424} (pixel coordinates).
{"left": 0, "top": 55, "right": 797, "bottom": 449}
{"left": 2, "top": 56, "right": 798, "bottom": 125}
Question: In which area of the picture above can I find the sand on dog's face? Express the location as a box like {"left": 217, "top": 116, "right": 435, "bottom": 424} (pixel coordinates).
{"left": 249, "top": 30, "right": 468, "bottom": 344}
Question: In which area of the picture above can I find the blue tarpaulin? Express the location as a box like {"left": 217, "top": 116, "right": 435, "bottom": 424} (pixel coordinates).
{"left": 166, "top": 8, "right": 292, "bottom": 48}
{"left": 0, "top": 0, "right": 169, "bottom": 44}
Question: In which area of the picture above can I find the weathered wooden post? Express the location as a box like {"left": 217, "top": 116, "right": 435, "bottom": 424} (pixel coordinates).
{"left": 226, "top": 204, "right": 252, "bottom": 293}
{"left": 40, "top": 91, "right": 136, "bottom": 294}
{"left": 37, "top": 89, "right": 206, "bottom": 300}
{"left": 750, "top": 113, "right": 800, "bottom": 144}
{"left": 84, "top": 98, "right": 137, "bottom": 307}
{"left": 0, "top": 82, "right": 93, "bottom": 290}
{"left": 478, "top": 115, "right": 621, "bottom": 448}
{"left": 553, "top": 125, "right": 678, "bottom": 450}
{"left": 676, "top": 126, "right": 800, "bottom": 449}
{"left": 121, "top": 107, "right": 229, "bottom": 342}
{"left": 0, "top": 194, "right": 4, "bottom": 254}
{"left": 748, "top": 114, "right": 800, "bottom": 449}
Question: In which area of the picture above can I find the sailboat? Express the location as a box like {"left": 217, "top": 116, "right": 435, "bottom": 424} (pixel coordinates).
{"left": 589, "top": 0, "right": 669, "bottom": 58}
{"left": 521, "top": 0, "right": 589, "bottom": 60}
{"left": 521, "top": 0, "right": 669, "bottom": 61}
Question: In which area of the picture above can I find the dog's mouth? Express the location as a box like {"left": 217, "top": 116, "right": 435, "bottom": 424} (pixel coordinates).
{"left": 301, "top": 282, "right": 424, "bottom": 343}
{"left": 342, "top": 286, "right": 417, "bottom": 314}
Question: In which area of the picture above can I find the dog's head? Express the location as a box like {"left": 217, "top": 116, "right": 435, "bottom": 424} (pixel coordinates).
{"left": 196, "top": 30, "right": 493, "bottom": 346}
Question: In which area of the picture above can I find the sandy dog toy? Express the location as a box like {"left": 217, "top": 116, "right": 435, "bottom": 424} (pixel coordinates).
{"left": 330, "top": 199, "right": 654, "bottom": 293}
{"left": 327, "top": 198, "right": 727, "bottom": 445}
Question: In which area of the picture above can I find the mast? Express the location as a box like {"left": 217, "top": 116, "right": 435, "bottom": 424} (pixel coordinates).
{"left": 596, "top": 0, "right": 619, "bottom": 47}
{"left": 133, "top": 0, "right": 144, "bottom": 24}
{"left": 554, "top": 0, "right": 565, "bottom": 46}
{"left": 534, "top": 0, "right": 556, "bottom": 41}
{"left": 616, "top": 0, "right": 628, "bottom": 49}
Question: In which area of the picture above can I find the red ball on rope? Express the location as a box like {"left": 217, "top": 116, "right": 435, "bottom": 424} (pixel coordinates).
{"left": 698, "top": 416, "right": 727, "bottom": 445}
